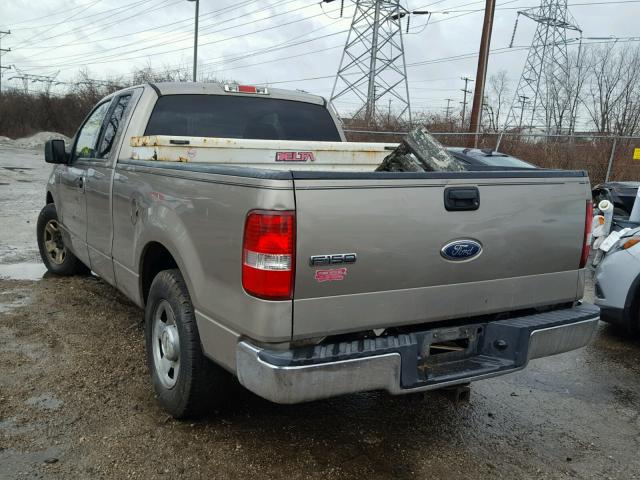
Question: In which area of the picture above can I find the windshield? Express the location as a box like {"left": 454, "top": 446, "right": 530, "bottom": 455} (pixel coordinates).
{"left": 144, "top": 94, "right": 341, "bottom": 142}
{"left": 472, "top": 153, "right": 535, "bottom": 168}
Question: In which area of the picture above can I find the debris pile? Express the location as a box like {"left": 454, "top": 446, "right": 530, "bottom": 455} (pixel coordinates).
{"left": 0, "top": 132, "right": 70, "bottom": 149}
{"left": 376, "top": 126, "right": 465, "bottom": 172}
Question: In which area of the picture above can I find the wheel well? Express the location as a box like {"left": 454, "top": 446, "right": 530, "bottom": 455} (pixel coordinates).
{"left": 140, "top": 242, "right": 178, "bottom": 305}
{"left": 46, "top": 191, "right": 54, "bottom": 205}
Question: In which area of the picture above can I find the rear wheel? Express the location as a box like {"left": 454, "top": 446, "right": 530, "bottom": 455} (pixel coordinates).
{"left": 37, "top": 203, "right": 88, "bottom": 276}
{"left": 145, "top": 269, "right": 231, "bottom": 418}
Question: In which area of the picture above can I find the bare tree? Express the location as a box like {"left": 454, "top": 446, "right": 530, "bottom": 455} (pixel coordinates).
{"left": 610, "top": 47, "right": 640, "bottom": 136}
{"left": 483, "top": 70, "right": 510, "bottom": 132}
{"left": 583, "top": 44, "right": 640, "bottom": 135}
{"left": 546, "top": 50, "right": 588, "bottom": 134}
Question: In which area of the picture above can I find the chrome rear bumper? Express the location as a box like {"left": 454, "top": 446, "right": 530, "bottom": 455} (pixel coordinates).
{"left": 236, "top": 304, "right": 599, "bottom": 404}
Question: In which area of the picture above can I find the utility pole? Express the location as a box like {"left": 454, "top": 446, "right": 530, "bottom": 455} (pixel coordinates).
{"left": 444, "top": 98, "right": 454, "bottom": 122}
{"left": 0, "top": 30, "right": 10, "bottom": 96}
{"left": 365, "top": 1, "right": 381, "bottom": 122}
{"left": 187, "top": 0, "right": 199, "bottom": 81}
{"left": 460, "top": 76, "right": 474, "bottom": 128}
{"left": 517, "top": 95, "right": 529, "bottom": 128}
{"left": 468, "top": 0, "right": 496, "bottom": 147}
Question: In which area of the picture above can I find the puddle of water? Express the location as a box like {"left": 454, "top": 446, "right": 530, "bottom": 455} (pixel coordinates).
{"left": 0, "top": 416, "right": 36, "bottom": 436}
{"left": 0, "top": 295, "right": 30, "bottom": 314}
{"left": 2, "top": 166, "right": 35, "bottom": 171}
{"left": 25, "top": 393, "right": 62, "bottom": 411}
{"left": 0, "top": 446, "right": 61, "bottom": 479}
{"left": 0, "top": 262, "right": 47, "bottom": 281}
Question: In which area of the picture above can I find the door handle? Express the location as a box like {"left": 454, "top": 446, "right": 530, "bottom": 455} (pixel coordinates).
{"left": 77, "top": 177, "right": 84, "bottom": 189}
{"left": 444, "top": 186, "right": 480, "bottom": 211}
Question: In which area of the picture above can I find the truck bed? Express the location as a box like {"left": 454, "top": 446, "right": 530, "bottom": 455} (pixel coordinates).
{"left": 116, "top": 157, "right": 590, "bottom": 342}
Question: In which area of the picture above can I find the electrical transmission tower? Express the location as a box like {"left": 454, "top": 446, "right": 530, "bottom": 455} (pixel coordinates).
{"left": 501, "top": 0, "right": 581, "bottom": 135}
{"left": 0, "top": 30, "right": 10, "bottom": 95}
{"left": 9, "top": 67, "right": 60, "bottom": 95}
{"left": 330, "top": 0, "right": 421, "bottom": 124}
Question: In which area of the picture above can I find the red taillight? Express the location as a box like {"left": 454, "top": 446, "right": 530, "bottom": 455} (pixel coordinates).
{"left": 242, "top": 210, "right": 295, "bottom": 300}
{"left": 580, "top": 201, "right": 592, "bottom": 268}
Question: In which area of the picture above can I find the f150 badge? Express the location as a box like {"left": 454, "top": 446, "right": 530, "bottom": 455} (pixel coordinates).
{"left": 311, "top": 253, "right": 356, "bottom": 282}
{"left": 440, "top": 240, "right": 482, "bottom": 261}
{"left": 275, "top": 151, "right": 315, "bottom": 162}
{"left": 310, "top": 253, "right": 357, "bottom": 266}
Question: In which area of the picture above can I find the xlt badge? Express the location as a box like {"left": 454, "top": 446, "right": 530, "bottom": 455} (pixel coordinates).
{"left": 310, "top": 253, "right": 357, "bottom": 266}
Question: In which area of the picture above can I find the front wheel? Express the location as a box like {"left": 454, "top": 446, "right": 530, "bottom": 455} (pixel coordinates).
{"left": 145, "top": 269, "right": 231, "bottom": 418}
{"left": 36, "top": 203, "right": 88, "bottom": 276}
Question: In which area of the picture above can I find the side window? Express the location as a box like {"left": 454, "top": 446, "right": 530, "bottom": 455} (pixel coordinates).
{"left": 98, "top": 94, "right": 131, "bottom": 159}
{"left": 74, "top": 101, "right": 110, "bottom": 159}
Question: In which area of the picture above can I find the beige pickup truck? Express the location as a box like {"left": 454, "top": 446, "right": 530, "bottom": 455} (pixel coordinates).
{"left": 37, "top": 82, "right": 599, "bottom": 418}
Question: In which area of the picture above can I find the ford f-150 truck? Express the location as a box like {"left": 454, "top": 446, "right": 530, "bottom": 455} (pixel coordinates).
{"left": 37, "top": 82, "right": 599, "bottom": 418}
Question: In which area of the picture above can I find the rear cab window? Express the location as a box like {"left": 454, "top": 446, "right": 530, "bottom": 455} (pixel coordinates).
{"left": 144, "top": 95, "right": 341, "bottom": 142}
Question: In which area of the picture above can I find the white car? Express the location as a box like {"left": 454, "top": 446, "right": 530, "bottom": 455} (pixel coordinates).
{"left": 594, "top": 227, "right": 640, "bottom": 334}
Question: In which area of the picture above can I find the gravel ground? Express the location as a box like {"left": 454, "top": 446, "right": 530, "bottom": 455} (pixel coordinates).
{"left": 1, "top": 145, "right": 640, "bottom": 480}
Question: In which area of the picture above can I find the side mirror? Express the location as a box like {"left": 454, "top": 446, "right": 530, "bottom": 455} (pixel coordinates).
{"left": 44, "top": 139, "right": 68, "bottom": 164}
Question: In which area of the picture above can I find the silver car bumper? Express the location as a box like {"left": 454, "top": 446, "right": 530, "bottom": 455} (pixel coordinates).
{"left": 236, "top": 304, "right": 599, "bottom": 404}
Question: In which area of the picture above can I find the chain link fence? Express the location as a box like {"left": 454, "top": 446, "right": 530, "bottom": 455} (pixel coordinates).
{"left": 344, "top": 130, "right": 640, "bottom": 185}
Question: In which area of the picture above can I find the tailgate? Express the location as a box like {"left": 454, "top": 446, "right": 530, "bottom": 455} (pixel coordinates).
{"left": 292, "top": 170, "right": 590, "bottom": 338}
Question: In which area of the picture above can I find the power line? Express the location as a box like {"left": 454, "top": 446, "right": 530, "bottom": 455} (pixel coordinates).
{"left": 13, "top": 0, "right": 184, "bottom": 55}
{"left": 9, "top": 35, "right": 639, "bottom": 95}
{"left": 17, "top": 0, "right": 333, "bottom": 69}
{"left": 11, "top": 0, "right": 104, "bottom": 33}
{"left": 16, "top": 0, "right": 262, "bottom": 52}
{"left": 15, "top": 0, "right": 289, "bottom": 65}
{"left": 2, "top": 1, "right": 105, "bottom": 28}
{"left": 13, "top": 0, "right": 103, "bottom": 45}
{"left": 6, "top": 0, "right": 640, "bottom": 95}
{"left": 195, "top": 15, "right": 349, "bottom": 76}
{"left": 0, "top": 0, "right": 513, "bottom": 77}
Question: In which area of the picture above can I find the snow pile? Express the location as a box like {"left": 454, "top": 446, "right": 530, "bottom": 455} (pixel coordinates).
{"left": 0, "top": 136, "right": 12, "bottom": 144}
{"left": 13, "top": 132, "right": 70, "bottom": 149}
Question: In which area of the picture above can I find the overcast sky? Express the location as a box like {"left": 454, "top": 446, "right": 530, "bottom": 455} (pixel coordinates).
{"left": 0, "top": 0, "right": 638, "bottom": 119}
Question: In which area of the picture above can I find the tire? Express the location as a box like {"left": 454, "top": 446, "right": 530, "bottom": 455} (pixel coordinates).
{"left": 37, "top": 203, "right": 89, "bottom": 276}
{"left": 145, "top": 269, "right": 230, "bottom": 418}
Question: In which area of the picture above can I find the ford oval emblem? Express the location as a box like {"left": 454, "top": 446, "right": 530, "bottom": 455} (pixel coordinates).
{"left": 440, "top": 239, "right": 483, "bottom": 261}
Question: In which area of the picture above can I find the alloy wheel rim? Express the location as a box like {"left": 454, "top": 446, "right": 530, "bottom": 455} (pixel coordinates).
{"left": 44, "top": 220, "right": 66, "bottom": 265}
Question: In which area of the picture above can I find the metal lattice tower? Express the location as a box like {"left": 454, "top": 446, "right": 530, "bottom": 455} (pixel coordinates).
{"left": 330, "top": 0, "right": 412, "bottom": 124}
{"left": 9, "top": 67, "right": 60, "bottom": 95}
{"left": 502, "top": 0, "right": 581, "bottom": 133}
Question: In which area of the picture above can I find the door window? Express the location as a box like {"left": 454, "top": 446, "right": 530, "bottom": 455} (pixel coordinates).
{"left": 98, "top": 94, "right": 131, "bottom": 159}
{"left": 74, "top": 101, "right": 110, "bottom": 159}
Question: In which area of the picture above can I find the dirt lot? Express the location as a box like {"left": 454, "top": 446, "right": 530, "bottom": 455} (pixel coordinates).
{"left": 1, "top": 146, "right": 640, "bottom": 480}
